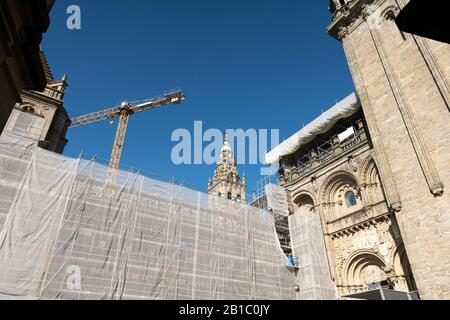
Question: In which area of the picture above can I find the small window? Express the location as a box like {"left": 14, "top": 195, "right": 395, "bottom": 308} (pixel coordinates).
{"left": 228, "top": 193, "right": 232, "bottom": 200}
{"left": 345, "top": 191, "right": 357, "bottom": 208}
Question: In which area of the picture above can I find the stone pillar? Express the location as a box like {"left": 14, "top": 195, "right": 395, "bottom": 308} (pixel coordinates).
{"left": 332, "top": 135, "right": 343, "bottom": 155}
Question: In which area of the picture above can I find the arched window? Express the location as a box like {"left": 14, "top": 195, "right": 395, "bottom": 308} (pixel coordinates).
{"left": 345, "top": 191, "right": 357, "bottom": 208}
{"left": 294, "top": 194, "right": 315, "bottom": 215}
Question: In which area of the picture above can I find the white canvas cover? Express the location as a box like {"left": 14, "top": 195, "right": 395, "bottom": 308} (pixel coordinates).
{"left": 0, "top": 132, "right": 295, "bottom": 300}
{"left": 265, "top": 93, "right": 360, "bottom": 164}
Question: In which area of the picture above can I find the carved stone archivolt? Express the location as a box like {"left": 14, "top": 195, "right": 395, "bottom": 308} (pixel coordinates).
{"left": 314, "top": 157, "right": 415, "bottom": 295}
{"left": 319, "top": 171, "right": 362, "bottom": 222}
{"left": 330, "top": 211, "right": 417, "bottom": 295}
{"left": 293, "top": 192, "right": 316, "bottom": 214}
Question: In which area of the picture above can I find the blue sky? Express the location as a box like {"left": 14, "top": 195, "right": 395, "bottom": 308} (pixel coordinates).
{"left": 42, "top": 0, "right": 355, "bottom": 196}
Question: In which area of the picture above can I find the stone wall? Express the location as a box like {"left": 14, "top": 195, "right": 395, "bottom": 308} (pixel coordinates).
{"left": 0, "top": 0, "right": 54, "bottom": 133}
{"left": 328, "top": 0, "right": 450, "bottom": 299}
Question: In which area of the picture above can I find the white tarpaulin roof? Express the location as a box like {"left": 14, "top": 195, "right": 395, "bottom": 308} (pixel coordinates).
{"left": 265, "top": 93, "right": 361, "bottom": 164}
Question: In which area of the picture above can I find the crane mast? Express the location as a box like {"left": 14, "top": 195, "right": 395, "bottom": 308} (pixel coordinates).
{"left": 109, "top": 106, "right": 132, "bottom": 172}
{"left": 70, "top": 89, "right": 186, "bottom": 177}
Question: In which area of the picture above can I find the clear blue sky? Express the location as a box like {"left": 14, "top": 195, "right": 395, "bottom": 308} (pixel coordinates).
{"left": 42, "top": 0, "right": 355, "bottom": 196}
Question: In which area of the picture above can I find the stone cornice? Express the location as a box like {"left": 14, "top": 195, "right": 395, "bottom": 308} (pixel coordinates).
{"left": 21, "top": 89, "right": 63, "bottom": 108}
{"left": 327, "top": 206, "right": 390, "bottom": 238}
{"left": 328, "top": 0, "right": 376, "bottom": 40}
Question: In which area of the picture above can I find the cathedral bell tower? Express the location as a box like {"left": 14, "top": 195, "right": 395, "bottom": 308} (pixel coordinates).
{"left": 208, "top": 134, "right": 247, "bottom": 203}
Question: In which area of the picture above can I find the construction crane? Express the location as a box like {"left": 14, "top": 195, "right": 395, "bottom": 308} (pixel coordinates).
{"left": 70, "top": 88, "right": 186, "bottom": 175}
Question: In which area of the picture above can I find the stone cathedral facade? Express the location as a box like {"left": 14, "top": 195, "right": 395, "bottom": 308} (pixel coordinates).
{"left": 208, "top": 134, "right": 247, "bottom": 203}
{"left": 272, "top": 0, "right": 449, "bottom": 299}
{"left": 278, "top": 106, "right": 417, "bottom": 297}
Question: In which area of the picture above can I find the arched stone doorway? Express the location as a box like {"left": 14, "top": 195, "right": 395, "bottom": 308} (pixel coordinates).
{"left": 342, "top": 250, "right": 389, "bottom": 293}
{"left": 293, "top": 193, "right": 315, "bottom": 215}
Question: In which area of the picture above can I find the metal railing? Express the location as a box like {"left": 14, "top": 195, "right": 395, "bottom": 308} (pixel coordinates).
{"left": 281, "top": 129, "right": 366, "bottom": 182}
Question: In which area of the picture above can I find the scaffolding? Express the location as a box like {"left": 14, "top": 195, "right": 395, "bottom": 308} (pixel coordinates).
{"left": 0, "top": 132, "right": 295, "bottom": 300}
{"left": 251, "top": 176, "right": 292, "bottom": 257}
{"left": 251, "top": 174, "right": 340, "bottom": 300}
{"left": 279, "top": 111, "right": 367, "bottom": 183}
{"left": 289, "top": 211, "right": 338, "bottom": 300}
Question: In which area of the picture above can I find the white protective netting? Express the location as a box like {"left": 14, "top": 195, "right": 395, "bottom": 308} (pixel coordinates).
{"left": 265, "top": 184, "right": 289, "bottom": 217}
{"left": 0, "top": 132, "right": 295, "bottom": 300}
{"left": 289, "top": 211, "right": 339, "bottom": 300}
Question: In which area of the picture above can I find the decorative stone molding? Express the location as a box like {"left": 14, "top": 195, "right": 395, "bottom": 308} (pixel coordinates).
{"left": 320, "top": 170, "right": 361, "bottom": 204}
{"left": 328, "top": 0, "right": 379, "bottom": 40}
{"left": 366, "top": 14, "right": 445, "bottom": 197}
{"left": 330, "top": 212, "right": 414, "bottom": 294}
{"left": 395, "top": 0, "right": 450, "bottom": 112}
{"left": 341, "top": 30, "right": 402, "bottom": 212}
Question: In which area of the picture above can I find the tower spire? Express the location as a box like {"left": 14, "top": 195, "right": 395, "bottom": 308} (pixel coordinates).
{"left": 208, "top": 132, "right": 246, "bottom": 203}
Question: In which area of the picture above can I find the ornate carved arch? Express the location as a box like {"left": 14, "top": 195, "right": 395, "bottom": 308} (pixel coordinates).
{"left": 319, "top": 170, "right": 360, "bottom": 205}
{"left": 358, "top": 155, "right": 380, "bottom": 187}
{"left": 292, "top": 190, "right": 316, "bottom": 205}
{"left": 358, "top": 154, "right": 385, "bottom": 204}
{"left": 342, "top": 249, "right": 387, "bottom": 289}
{"left": 319, "top": 170, "right": 362, "bottom": 221}
{"left": 292, "top": 192, "right": 315, "bottom": 215}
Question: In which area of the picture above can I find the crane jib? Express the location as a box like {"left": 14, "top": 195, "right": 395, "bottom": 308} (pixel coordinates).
{"left": 69, "top": 91, "right": 185, "bottom": 128}
{"left": 67, "top": 89, "right": 186, "bottom": 177}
